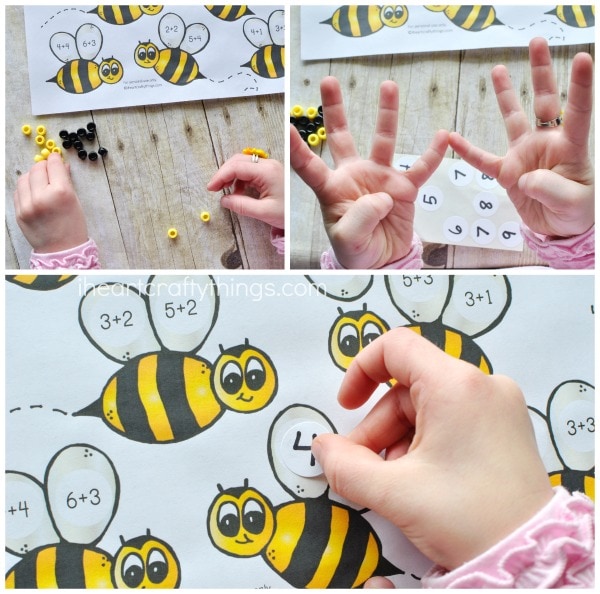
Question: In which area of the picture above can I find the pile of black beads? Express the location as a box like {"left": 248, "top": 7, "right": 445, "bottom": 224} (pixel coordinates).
{"left": 59, "top": 122, "right": 108, "bottom": 161}
{"left": 290, "top": 105, "right": 326, "bottom": 148}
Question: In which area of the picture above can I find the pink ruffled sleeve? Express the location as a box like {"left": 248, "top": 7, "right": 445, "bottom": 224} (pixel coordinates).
{"left": 320, "top": 233, "right": 423, "bottom": 269}
{"left": 522, "top": 224, "right": 595, "bottom": 269}
{"left": 29, "top": 238, "right": 101, "bottom": 270}
{"left": 422, "top": 487, "right": 594, "bottom": 588}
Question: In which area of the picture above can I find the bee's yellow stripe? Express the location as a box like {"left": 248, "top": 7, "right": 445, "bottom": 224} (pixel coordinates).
{"left": 352, "top": 532, "right": 380, "bottom": 588}
{"left": 138, "top": 355, "right": 174, "bottom": 441}
{"left": 83, "top": 549, "right": 113, "bottom": 588}
{"left": 460, "top": 6, "right": 480, "bottom": 29}
{"left": 306, "top": 505, "right": 349, "bottom": 588}
{"left": 571, "top": 6, "right": 588, "bottom": 28}
{"left": 348, "top": 6, "right": 362, "bottom": 36}
{"left": 5, "top": 570, "right": 15, "bottom": 588}
{"left": 184, "top": 358, "right": 222, "bottom": 428}
{"left": 264, "top": 46, "right": 276, "bottom": 78}
{"left": 444, "top": 329, "right": 462, "bottom": 359}
{"left": 36, "top": 547, "right": 58, "bottom": 588}
{"left": 173, "top": 51, "right": 188, "bottom": 83}
{"left": 479, "top": 355, "right": 491, "bottom": 375}
{"left": 368, "top": 5, "right": 382, "bottom": 31}
{"left": 9, "top": 274, "right": 37, "bottom": 285}
{"left": 219, "top": 5, "right": 232, "bottom": 19}
{"left": 269, "top": 503, "right": 306, "bottom": 573}
{"left": 103, "top": 376, "right": 125, "bottom": 433}
{"left": 70, "top": 61, "right": 84, "bottom": 94}
{"left": 584, "top": 476, "right": 595, "bottom": 501}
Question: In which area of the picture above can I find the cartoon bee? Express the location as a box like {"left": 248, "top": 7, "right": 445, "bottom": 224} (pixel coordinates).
{"left": 206, "top": 5, "right": 254, "bottom": 21}
{"left": 5, "top": 444, "right": 119, "bottom": 588}
{"left": 6, "top": 274, "right": 76, "bottom": 291}
{"left": 88, "top": 5, "right": 163, "bottom": 25}
{"left": 321, "top": 5, "right": 409, "bottom": 37}
{"left": 134, "top": 13, "right": 210, "bottom": 85}
{"left": 113, "top": 529, "right": 181, "bottom": 588}
{"left": 425, "top": 5, "right": 503, "bottom": 31}
{"left": 309, "top": 275, "right": 511, "bottom": 374}
{"left": 47, "top": 24, "right": 123, "bottom": 94}
{"left": 329, "top": 304, "right": 390, "bottom": 372}
{"left": 241, "top": 9, "right": 285, "bottom": 79}
{"left": 546, "top": 5, "right": 595, "bottom": 28}
{"left": 74, "top": 275, "right": 278, "bottom": 444}
{"left": 208, "top": 405, "right": 407, "bottom": 588}
{"left": 529, "top": 381, "right": 595, "bottom": 501}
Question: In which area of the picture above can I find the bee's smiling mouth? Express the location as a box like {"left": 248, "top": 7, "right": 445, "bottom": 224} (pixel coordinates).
{"left": 235, "top": 533, "right": 253, "bottom": 544}
{"left": 236, "top": 393, "right": 253, "bottom": 402}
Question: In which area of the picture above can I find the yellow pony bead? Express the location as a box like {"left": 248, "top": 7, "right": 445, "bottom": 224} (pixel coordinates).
{"left": 167, "top": 228, "right": 178, "bottom": 239}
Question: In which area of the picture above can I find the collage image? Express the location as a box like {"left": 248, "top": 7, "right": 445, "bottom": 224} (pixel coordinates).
{"left": 4, "top": 3, "right": 595, "bottom": 589}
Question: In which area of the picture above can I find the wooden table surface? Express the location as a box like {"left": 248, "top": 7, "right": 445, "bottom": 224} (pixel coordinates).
{"left": 290, "top": 6, "right": 595, "bottom": 269}
{"left": 5, "top": 5, "right": 284, "bottom": 270}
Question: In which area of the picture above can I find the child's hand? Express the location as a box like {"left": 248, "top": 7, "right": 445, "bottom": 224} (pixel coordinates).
{"left": 207, "top": 154, "right": 284, "bottom": 229}
{"left": 450, "top": 37, "right": 594, "bottom": 238}
{"left": 312, "top": 328, "right": 554, "bottom": 573}
{"left": 291, "top": 76, "right": 448, "bottom": 269}
{"left": 14, "top": 153, "right": 89, "bottom": 253}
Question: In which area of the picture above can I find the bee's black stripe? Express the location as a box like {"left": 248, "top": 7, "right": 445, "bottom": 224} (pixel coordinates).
{"left": 418, "top": 323, "right": 446, "bottom": 353}
{"left": 559, "top": 469, "right": 588, "bottom": 493}
{"left": 160, "top": 49, "right": 195, "bottom": 85}
{"left": 155, "top": 353, "right": 201, "bottom": 441}
{"left": 55, "top": 544, "right": 86, "bottom": 587}
{"left": 329, "top": 509, "right": 372, "bottom": 588}
{"left": 116, "top": 358, "right": 156, "bottom": 443}
{"left": 12, "top": 552, "right": 38, "bottom": 588}
{"left": 453, "top": 5, "right": 483, "bottom": 30}
{"left": 279, "top": 500, "right": 332, "bottom": 588}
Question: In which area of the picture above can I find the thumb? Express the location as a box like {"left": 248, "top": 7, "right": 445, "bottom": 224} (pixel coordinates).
{"left": 333, "top": 192, "right": 394, "bottom": 240}
{"left": 517, "top": 169, "right": 588, "bottom": 213}
{"left": 312, "top": 433, "right": 392, "bottom": 511}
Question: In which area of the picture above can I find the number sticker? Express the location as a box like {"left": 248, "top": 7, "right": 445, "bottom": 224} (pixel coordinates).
{"left": 448, "top": 160, "right": 474, "bottom": 187}
{"left": 498, "top": 222, "right": 523, "bottom": 248}
{"left": 470, "top": 218, "right": 496, "bottom": 245}
{"left": 280, "top": 421, "right": 329, "bottom": 477}
{"left": 418, "top": 185, "right": 443, "bottom": 212}
{"left": 476, "top": 171, "right": 498, "bottom": 190}
{"left": 473, "top": 192, "right": 499, "bottom": 217}
{"left": 443, "top": 215, "right": 468, "bottom": 242}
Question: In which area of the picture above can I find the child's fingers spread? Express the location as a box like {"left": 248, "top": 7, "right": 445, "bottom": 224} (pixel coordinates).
{"left": 529, "top": 37, "right": 562, "bottom": 124}
{"left": 320, "top": 76, "right": 358, "bottom": 163}
{"left": 369, "top": 80, "right": 399, "bottom": 166}
{"left": 448, "top": 132, "right": 503, "bottom": 181}
{"left": 563, "top": 51, "right": 594, "bottom": 150}
{"left": 491, "top": 65, "right": 529, "bottom": 143}
{"left": 403, "top": 129, "right": 448, "bottom": 189}
{"left": 290, "top": 125, "right": 331, "bottom": 194}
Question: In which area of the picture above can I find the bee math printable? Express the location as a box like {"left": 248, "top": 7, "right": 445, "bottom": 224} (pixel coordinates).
{"left": 301, "top": 5, "right": 595, "bottom": 60}
{"left": 5, "top": 274, "right": 594, "bottom": 588}
{"left": 24, "top": 5, "right": 284, "bottom": 115}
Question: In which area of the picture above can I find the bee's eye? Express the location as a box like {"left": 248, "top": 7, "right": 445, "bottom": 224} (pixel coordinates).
{"left": 121, "top": 553, "right": 144, "bottom": 588}
{"left": 217, "top": 502, "right": 240, "bottom": 537}
{"left": 147, "top": 548, "right": 168, "bottom": 584}
{"left": 242, "top": 499, "right": 266, "bottom": 535}
{"left": 245, "top": 357, "right": 266, "bottom": 391}
{"left": 148, "top": 47, "right": 157, "bottom": 60}
{"left": 338, "top": 323, "right": 359, "bottom": 357}
{"left": 137, "top": 47, "right": 147, "bottom": 61}
{"left": 101, "top": 63, "right": 111, "bottom": 77}
{"left": 221, "top": 361, "right": 243, "bottom": 395}
{"left": 362, "top": 322, "right": 384, "bottom": 347}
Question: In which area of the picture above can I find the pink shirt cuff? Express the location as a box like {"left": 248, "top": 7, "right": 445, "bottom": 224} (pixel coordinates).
{"left": 29, "top": 238, "right": 101, "bottom": 270}
{"left": 422, "top": 487, "right": 595, "bottom": 589}
{"left": 320, "top": 233, "right": 423, "bottom": 269}
{"left": 522, "top": 224, "right": 595, "bottom": 269}
{"left": 270, "top": 227, "right": 285, "bottom": 255}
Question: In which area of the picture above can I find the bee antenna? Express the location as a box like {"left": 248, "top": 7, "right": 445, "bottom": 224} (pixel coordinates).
{"left": 337, "top": 307, "right": 344, "bottom": 315}
{"left": 244, "top": 478, "right": 249, "bottom": 488}
{"left": 119, "top": 535, "right": 126, "bottom": 545}
{"left": 362, "top": 302, "right": 367, "bottom": 312}
{"left": 146, "top": 528, "right": 151, "bottom": 536}
{"left": 245, "top": 337, "right": 249, "bottom": 345}
{"left": 218, "top": 344, "right": 225, "bottom": 353}
{"left": 217, "top": 483, "right": 224, "bottom": 492}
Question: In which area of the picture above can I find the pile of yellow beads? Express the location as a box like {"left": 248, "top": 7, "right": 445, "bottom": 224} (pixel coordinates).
{"left": 290, "top": 105, "right": 326, "bottom": 149}
{"left": 22, "top": 123, "right": 62, "bottom": 162}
